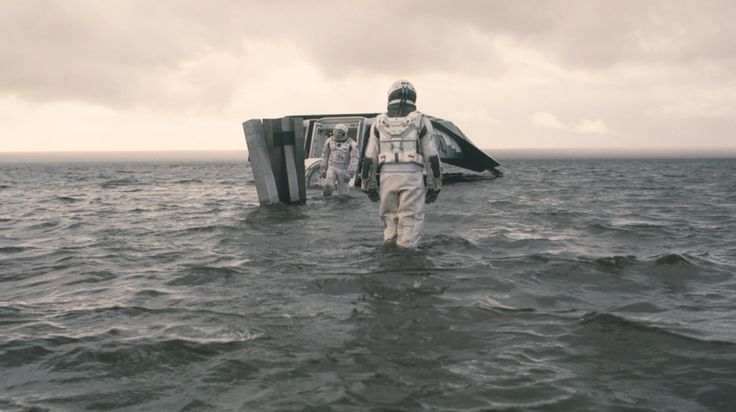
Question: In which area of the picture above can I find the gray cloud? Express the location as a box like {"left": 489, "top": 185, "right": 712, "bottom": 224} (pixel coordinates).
{"left": 0, "top": 0, "right": 250, "bottom": 105}
{"left": 2, "top": 0, "right": 735, "bottom": 107}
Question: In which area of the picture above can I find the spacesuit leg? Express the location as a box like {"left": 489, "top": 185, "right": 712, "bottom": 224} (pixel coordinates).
{"left": 323, "top": 166, "right": 337, "bottom": 196}
{"left": 395, "top": 170, "right": 426, "bottom": 249}
{"left": 378, "top": 173, "right": 400, "bottom": 243}
{"left": 336, "top": 168, "right": 350, "bottom": 196}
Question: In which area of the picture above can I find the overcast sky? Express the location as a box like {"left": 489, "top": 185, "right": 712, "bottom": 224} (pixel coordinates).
{"left": 2, "top": 0, "right": 735, "bottom": 152}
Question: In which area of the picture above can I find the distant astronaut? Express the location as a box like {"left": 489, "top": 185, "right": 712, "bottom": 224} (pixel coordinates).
{"left": 320, "top": 123, "right": 358, "bottom": 196}
{"left": 361, "top": 80, "right": 443, "bottom": 249}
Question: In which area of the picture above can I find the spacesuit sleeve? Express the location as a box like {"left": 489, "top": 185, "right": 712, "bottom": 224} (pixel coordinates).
{"left": 320, "top": 137, "right": 331, "bottom": 173}
{"left": 419, "top": 115, "right": 442, "bottom": 191}
{"left": 347, "top": 140, "right": 359, "bottom": 176}
{"left": 361, "top": 123, "right": 380, "bottom": 190}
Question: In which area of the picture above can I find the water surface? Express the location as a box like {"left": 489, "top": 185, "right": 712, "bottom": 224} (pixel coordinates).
{"left": 1, "top": 158, "right": 735, "bottom": 411}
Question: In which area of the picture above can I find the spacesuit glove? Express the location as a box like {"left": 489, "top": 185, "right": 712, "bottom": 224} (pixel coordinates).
{"left": 425, "top": 188, "right": 440, "bottom": 204}
{"left": 320, "top": 170, "right": 326, "bottom": 179}
{"left": 343, "top": 174, "right": 352, "bottom": 183}
{"left": 364, "top": 188, "right": 379, "bottom": 202}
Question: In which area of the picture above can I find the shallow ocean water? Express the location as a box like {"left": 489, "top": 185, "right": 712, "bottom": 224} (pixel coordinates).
{"left": 1, "top": 157, "right": 735, "bottom": 411}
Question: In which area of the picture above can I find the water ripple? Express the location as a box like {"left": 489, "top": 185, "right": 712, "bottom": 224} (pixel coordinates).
{"left": 1, "top": 158, "right": 735, "bottom": 411}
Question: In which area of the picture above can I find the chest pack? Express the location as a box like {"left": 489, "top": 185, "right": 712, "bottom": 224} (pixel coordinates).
{"left": 328, "top": 138, "right": 353, "bottom": 167}
{"left": 375, "top": 111, "right": 425, "bottom": 166}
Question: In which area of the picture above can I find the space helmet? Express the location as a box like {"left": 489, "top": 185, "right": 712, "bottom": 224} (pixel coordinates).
{"left": 333, "top": 123, "right": 349, "bottom": 141}
{"left": 387, "top": 80, "right": 416, "bottom": 106}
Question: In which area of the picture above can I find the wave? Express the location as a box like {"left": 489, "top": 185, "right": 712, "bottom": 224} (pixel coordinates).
{"left": 27, "top": 327, "right": 262, "bottom": 371}
{"left": 0, "top": 305, "right": 24, "bottom": 317}
{"left": 611, "top": 301, "right": 665, "bottom": 313}
{"left": 422, "top": 233, "right": 477, "bottom": 250}
{"left": 61, "top": 221, "right": 85, "bottom": 230}
{"left": 583, "top": 252, "right": 710, "bottom": 272}
{"left": 51, "top": 305, "right": 245, "bottom": 326}
{"left": 592, "top": 255, "right": 638, "bottom": 269}
{"left": 0, "top": 341, "right": 54, "bottom": 368}
{"left": 62, "top": 270, "right": 118, "bottom": 286}
{"left": 620, "top": 222, "right": 669, "bottom": 231}
{"left": 28, "top": 221, "right": 60, "bottom": 230}
{"left": 497, "top": 235, "right": 558, "bottom": 251}
{"left": 173, "top": 224, "right": 241, "bottom": 235}
{"left": 476, "top": 296, "right": 533, "bottom": 312}
{"left": 133, "top": 289, "right": 169, "bottom": 298}
{"left": 641, "top": 253, "right": 703, "bottom": 282}
{"left": 653, "top": 253, "right": 693, "bottom": 266}
{"left": 99, "top": 177, "right": 143, "bottom": 189}
{"left": 202, "top": 359, "right": 259, "bottom": 384}
{"left": 586, "top": 222, "right": 668, "bottom": 236}
{"left": 52, "top": 305, "right": 178, "bottom": 323}
{"left": 531, "top": 209, "right": 587, "bottom": 220}
{"left": 575, "top": 312, "right": 736, "bottom": 346}
{"left": 45, "top": 339, "right": 224, "bottom": 375}
{"left": 166, "top": 266, "right": 245, "bottom": 286}
{"left": 0, "top": 246, "right": 35, "bottom": 254}
{"left": 54, "top": 195, "right": 82, "bottom": 203}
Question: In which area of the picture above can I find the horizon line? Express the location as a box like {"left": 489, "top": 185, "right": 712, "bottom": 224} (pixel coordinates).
{"left": 2, "top": 146, "right": 736, "bottom": 153}
{"left": 1, "top": 147, "right": 735, "bottom": 163}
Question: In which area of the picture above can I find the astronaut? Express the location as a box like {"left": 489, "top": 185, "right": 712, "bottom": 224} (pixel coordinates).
{"left": 360, "top": 80, "right": 443, "bottom": 249}
{"left": 320, "top": 123, "right": 358, "bottom": 196}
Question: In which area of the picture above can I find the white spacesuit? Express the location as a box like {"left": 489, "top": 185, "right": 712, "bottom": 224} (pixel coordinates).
{"left": 321, "top": 123, "right": 358, "bottom": 196}
{"left": 361, "top": 80, "right": 443, "bottom": 249}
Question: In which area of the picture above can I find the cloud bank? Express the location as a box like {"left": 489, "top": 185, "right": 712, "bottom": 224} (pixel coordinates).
{"left": 2, "top": 0, "right": 735, "bottom": 150}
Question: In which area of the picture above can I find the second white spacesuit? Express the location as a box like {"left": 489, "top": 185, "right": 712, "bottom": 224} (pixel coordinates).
{"left": 321, "top": 123, "right": 358, "bottom": 196}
